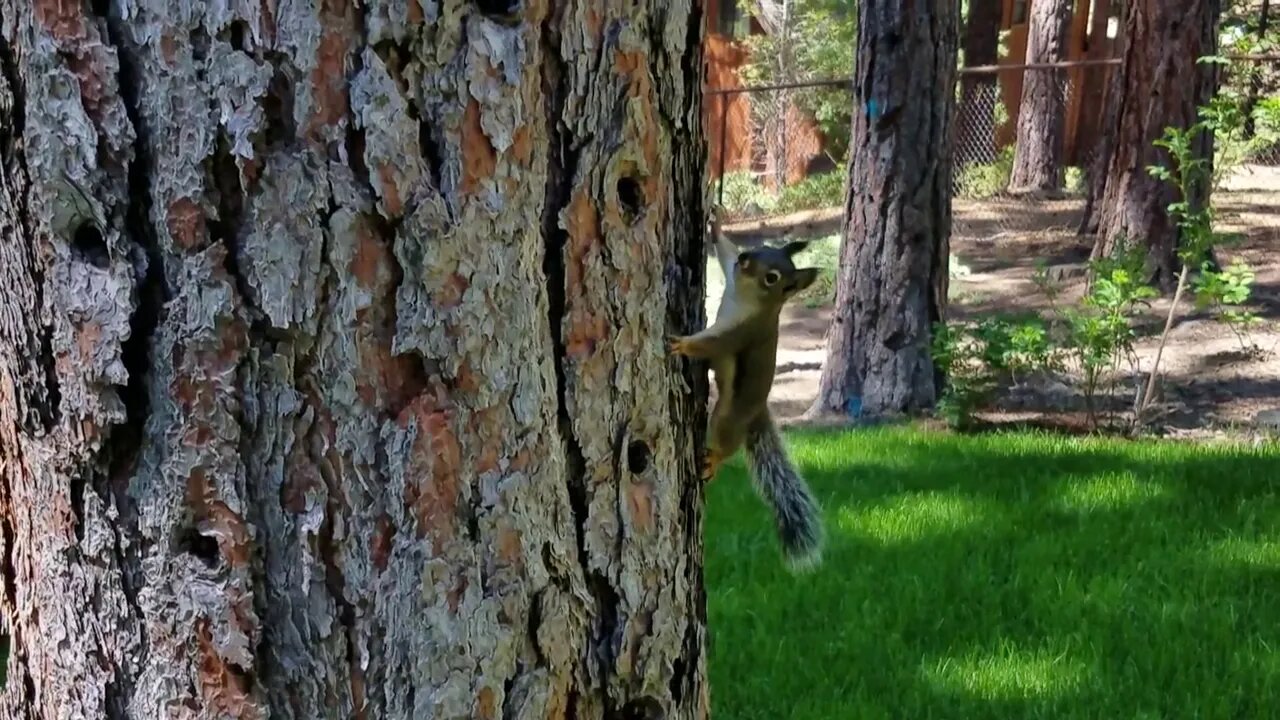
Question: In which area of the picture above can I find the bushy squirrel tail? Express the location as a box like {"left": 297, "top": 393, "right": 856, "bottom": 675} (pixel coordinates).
{"left": 744, "top": 415, "right": 823, "bottom": 571}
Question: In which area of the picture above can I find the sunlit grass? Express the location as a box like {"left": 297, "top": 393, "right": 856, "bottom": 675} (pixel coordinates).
{"left": 706, "top": 425, "right": 1280, "bottom": 719}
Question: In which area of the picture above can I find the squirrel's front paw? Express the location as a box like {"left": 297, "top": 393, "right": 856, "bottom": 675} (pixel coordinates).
{"left": 668, "top": 336, "right": 691, "bottom": 356}
{"left": 700, "top": 450, "right": 723, "bottom": 481}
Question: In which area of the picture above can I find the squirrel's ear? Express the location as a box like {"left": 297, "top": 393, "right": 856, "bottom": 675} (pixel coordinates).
{"left": 784, "top": 268, "right": 820, "bottom": 297}
{"left": 737, "top": 252, "right": 753, "bottom": 271}
{"left": 781, "top": 240, "right": 809, "bottom": 257}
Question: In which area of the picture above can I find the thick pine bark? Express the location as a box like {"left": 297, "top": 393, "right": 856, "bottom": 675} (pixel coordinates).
{"left": 1008, "top": 0, "right": 1074, "bottom": 192}
{"left": 957, "top": 0, "right": 1003, "bottom": 166}
{"left": 809, "top": 0, "right": 958, "bottom": 419}
{"left": 0, "top": 1, "right": 710, "bottom": 718}
{"left": 1089, "top": 0, "right": 1221, "bottom": 289}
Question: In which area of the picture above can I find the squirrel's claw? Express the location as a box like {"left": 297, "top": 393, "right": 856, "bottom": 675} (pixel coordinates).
{"left": 668, "top": 336, "right": 690, "bottom": 356}
{"left": 700, "top": 451, "right": 722, "bottom": 481}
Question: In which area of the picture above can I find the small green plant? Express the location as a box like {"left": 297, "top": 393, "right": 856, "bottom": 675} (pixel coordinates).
{"left": 1031, "top": 247, "right": 1157, "bottom": 429}
{"left": 956, "top": 145, "right": 1015, "bottom": 199}
{"left": 1069, "top": 251, "right": 1156, "bottom": 426}
{"left": 1193, "top": 259, "right": 1261, "bottom": 352}
{"left": 718, "top": 172, "right": 777, "bottom": 217}
{"left": 1138, "top": 86, "right": 1259, "bottom": 423}
{"left": 932, "top": 322, "right": 993, "bottom": 429}
{"left": 932, "top": 314, "right": 1059, "bottom": 429}
{"left": 775, "top": 171, "right": 845, "bottom": 214}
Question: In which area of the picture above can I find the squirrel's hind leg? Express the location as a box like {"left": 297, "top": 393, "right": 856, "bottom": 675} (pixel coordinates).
{"left": 703, "top": 357, "right": 744, "bottom": 481}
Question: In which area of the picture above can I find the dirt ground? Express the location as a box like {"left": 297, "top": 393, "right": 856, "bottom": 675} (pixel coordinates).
{"left": 719, "top": 164, "right": 1280, "bottom": 437}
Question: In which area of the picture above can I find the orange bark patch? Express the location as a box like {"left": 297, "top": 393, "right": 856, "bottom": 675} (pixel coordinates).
{"left": 160, "top": 30, "right": 179, "bottom": 66}
{"left": 627, "top": 480, "right": 654, "bottom": 534}
{"left": 511, "top": 126, "right": 533, "bottom": 165}
{"left": 585, "top": 6, "right": 603, "bottom": 43}
{"left": 407, "top": 0, "right": 424, "bottom": 24}
{"left": 75, "top": 321, "right": 101, "bottom": 363}
{"left": 259, "top": 0, "right": 278, "bottom": 45}
{"left": 565, "top": 308, "right": 608, "bottom": 359}
{"left": 460, "top": 98, "right": 496, "bottom": 195}
{"left": 195, "top": 620, "right": 264, "bottom": 719}
{"left": 476, "top": 686, "right": 498, "bottom": 720}
{"left": 34, "top": 0, "right": 86, "bottom": 43}
{"left": 371, "top": 513, "right": 395, "bottom": 571}
{"left": 454, "top": 359, "right": 481, "bottom": 395}
{"left": 64, "top": 50, "right": 109, "bottom": 123}
{"left": 401, "top": 393, "right": 463, "bottom": 545}
{"left": 203, "top": 500, "right": 253, "bottom": 568}
{"left": 446, "top": 573, "right": 467, "bottom": 613}
{"left": 167, "top": 197, "right": 207, "bottom": 250}
{"left": 434, "top": 272, "right": 469, "bottom": 308}
{"left": 510, "top": 448, "right": 532, "bottom": 472}
{"left": 495, "top": 524, "right": 523, "bottom": 568}
{"left": 307, "top": 31, "right": 350, "bottom": 137}
{"left": 351, "top": 665, "right": 368, "bottom": 720}
{"left": 187, "top": 469, "right": 253, "bottom": 569}
{"left": 376, "top": 163, "right": 404, "bottom": 217}
{"left": 349, "top": 224, "right": 389, "bottom": 289}
{"left": 563, "top": 190, "right": 599, "bottom": 290}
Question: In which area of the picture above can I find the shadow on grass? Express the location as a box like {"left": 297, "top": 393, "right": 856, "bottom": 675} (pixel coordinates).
{"left": 705, "top": 427, "right": 1280, "bottom": 720}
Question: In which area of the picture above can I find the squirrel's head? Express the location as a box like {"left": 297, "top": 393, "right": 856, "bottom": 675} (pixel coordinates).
{"left": 733, "top": 240, "right": 819, "bottom": 307}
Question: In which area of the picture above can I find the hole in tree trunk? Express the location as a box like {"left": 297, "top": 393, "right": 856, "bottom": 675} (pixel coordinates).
{"left": 227, "top": 20, "right": 250, "bottom": 52}
{"left": 616, "top": 176, "right": 645, "bottom": 223}
{"left": 474, "top": 0, "right": 522, "bottom": 23}
{"left": 71, "top": 223, "right": 110, "bottom": 268}
{"left": 178, "top": 529, "right": 220, "bottom": 568}
{"left": 626, "top": 441, "right": 650, "bottom": 474}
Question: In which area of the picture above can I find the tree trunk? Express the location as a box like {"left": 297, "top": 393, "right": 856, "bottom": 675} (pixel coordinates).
{"left": 0, "top": 1, "right": 710, "bottom": 718}
{"left": 1008, "top": 0, "right": 1074, "bottom": 192}
{"left": 957, "top": 0, "right": 1003, "bottom": 167}
{"left": 1089, "top": 0, "right": 1222, "bottom": 289}
{"left": 808, "top": 0, "right": 958, "bottom": 419}
{"left": 1244, "top": 0, "right": 1271, "bottom": 137}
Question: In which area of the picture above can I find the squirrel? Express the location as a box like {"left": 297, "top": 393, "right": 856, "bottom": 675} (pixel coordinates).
{"left": 669, "top": 210, "right": 824, "bottom": 570}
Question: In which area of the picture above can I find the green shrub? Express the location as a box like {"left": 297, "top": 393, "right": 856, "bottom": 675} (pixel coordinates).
{"left": 775, "top": 171, "right": 846, "bottom": 214}
{"left": 718, "top": 172, "right": 776, "bottom": 217}
{"left": 956, "top": 145, "right": 1014, "bottom": 199}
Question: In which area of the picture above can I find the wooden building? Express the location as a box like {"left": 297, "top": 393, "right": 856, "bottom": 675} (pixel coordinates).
{"left": 997, "top": 0, "right": 1120, "bottom": 164}
{"left": 703, "top": 0, "right": 828, "bottom": 186}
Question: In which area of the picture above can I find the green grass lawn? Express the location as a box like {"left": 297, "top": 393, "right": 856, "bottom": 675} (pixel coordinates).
{"left": 705, "top": 426, "right": 1280, "bottom": 720}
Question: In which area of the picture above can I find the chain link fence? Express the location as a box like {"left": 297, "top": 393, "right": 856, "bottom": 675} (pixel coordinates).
{"left": 708, "top": 59, "right": 1280, "bottom": 248}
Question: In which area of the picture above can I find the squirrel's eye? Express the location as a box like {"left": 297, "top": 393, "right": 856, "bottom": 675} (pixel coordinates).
{"left": 763, "top": 270, "right": 781, "bottom": 287}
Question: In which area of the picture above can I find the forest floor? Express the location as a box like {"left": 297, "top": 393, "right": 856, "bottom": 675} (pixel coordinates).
{"left": 716, "top": 163, "right": 1280, "bottom": 438}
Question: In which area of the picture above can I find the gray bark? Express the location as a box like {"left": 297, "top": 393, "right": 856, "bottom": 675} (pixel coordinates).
{"left": 0, "top": 1, "right": 709, "bottom": 718}
{"left": 1089, "top": 0, "right": 1221, "bottom": 289}
{"left": 1008, "top": 0, "right": 1073, "bottom": 193}
{"left": 808, "top": 0, "right": 958, "bottom": 419}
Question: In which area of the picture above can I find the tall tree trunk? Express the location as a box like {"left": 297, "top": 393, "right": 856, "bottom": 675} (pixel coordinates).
{"left": 1244, "top": 0, "right": 1271, "bottom": 137}
{"left": 957, "top": 0, "right": 1003, "bottom": 167}
{"left": 1009, "top": 0, "right": 1074, "bottom": 192}
{"left": 0, "top": 1, "right": 710, "bottom": 718}
{"left": 1089, "top": 0, "right": 1222, "bottom": 289}
{"left": 770, "top": 0, "right": 795, "bottom": 192}
{"left": 808, "top": 0, "right": 958, "bottom": 419}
